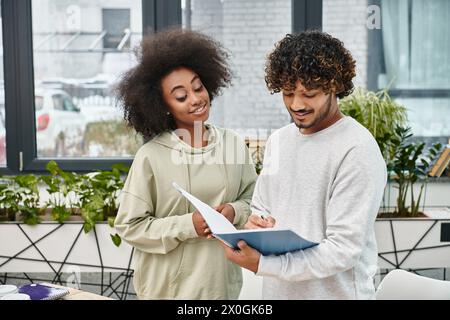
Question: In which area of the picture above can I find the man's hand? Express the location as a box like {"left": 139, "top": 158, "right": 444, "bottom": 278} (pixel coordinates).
{"left": 245, "top": 214, "right": 276, "bottom": 229}
{"left": 214, "top": 204, "right": 236, "bottom": 224}
{"left": 219, "top": 240, "right": 261, "bottom": 273}
{"left": 192, "top": 211, "right": 211, "bottom": 238}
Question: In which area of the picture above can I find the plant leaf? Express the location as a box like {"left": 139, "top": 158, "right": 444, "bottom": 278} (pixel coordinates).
{"left": 108, "top": 216, "right": 115, "bottom": 228}
{"left": 110, "top": 233, "right": 121, "bottom": 247}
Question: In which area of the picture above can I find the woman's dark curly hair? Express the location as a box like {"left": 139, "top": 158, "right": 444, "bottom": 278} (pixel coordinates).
{"left": 265, "top": 30, "right": 356, "bottom": 99}
{"left": 117, "top": 28, "right": 231, "bottom": 139}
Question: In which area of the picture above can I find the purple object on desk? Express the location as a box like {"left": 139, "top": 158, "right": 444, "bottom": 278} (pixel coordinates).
{"left": 18, "top": 284, "right": 69, "bottom": 300}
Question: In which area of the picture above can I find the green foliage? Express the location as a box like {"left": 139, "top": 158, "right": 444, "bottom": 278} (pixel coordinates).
{"left": 387, "top": 127, "right": 442, "bottom": 217}
{"left": 0, "top": 162, "right": 129, "bottom": 246}
{"left": 42, "top": 160, "right": 83, "bottom": 223}
{"left": 110, "top": 233, "right": 122, "bottom": 247}
{"left": 80, "top": 191, "right": 105, "bottom": 233}
{"left": 78, "top": 164, "right": 128, "bottom": 236}
{"left": 340, "top": 88, "right": 408, "bottom": 162}
{"left": 13, "top": 175, "right": 42, "bottom": 225}
{"left": 0, "top": 175, "right": 43, "bottom": 224}
{"left": 340, "top": 88, "right": 444, "bottom": 217}
{"left": 0, "top": 177, "right": 21, "bottom": 221}
{"left": 108, "top": 216, "right": 116, "bottom": 228}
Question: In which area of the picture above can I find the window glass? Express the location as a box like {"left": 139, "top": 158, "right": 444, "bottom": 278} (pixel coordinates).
{"left": 182, "top": 0, "right": 292, "bottom": 139}
{"left": 32, "top": 0, "right": 143, "bottom": 158}
{"left": 379, "top": 0, "right": 450, "bottom": 137}
{"left": 35, "top": 96, "right": 44, "bottom": 111}
{"left": 323, "top": 0, "right": 450, "bottom": 139}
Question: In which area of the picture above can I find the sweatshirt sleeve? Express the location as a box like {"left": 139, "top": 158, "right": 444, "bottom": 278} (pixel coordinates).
{"left": 256, "top": 144, "right": 387, "bottom": 281}
{"left": 228, "top": 136, "right": 258, "bottom": 228}
{"left": 114, "top": 151, "right": 198, "bottom": 255}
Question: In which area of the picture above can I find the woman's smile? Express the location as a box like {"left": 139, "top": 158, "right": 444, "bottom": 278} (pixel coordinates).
{"left": 190, "top": 104, "right": 208, "bottom": 115}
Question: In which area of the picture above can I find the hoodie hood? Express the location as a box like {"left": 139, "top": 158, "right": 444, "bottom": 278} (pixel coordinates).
{"left": 150, "top": 124, "right": 228, "bottom": 209}
{"left": 152, "top": 124, "right": 221, "bottom": 155}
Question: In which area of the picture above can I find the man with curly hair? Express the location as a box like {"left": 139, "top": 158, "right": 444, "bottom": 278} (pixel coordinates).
{"left": 114, "top": 28, "right": 257, "bottom": 299}
{"left": 222, "top": 30, "right": 387, "bottom": 299}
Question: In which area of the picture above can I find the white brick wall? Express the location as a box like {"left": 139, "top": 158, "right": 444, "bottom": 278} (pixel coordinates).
{"left": 322, "top": 0, "right": 369, "bottom": 88}
{"left": 188, "top": 0, "right": 292, "bottom": 133}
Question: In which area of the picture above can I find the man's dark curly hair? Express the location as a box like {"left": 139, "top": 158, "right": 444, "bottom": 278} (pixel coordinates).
{"left": 117, "top": 28, "right": 231, "bottom": 139}
{"left": 265, "top": 30, "right": 356, "bottom": 99}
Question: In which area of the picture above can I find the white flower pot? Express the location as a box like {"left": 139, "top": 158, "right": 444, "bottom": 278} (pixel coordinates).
{"left": 375, "top": 208, "right": 450, "bottom": 269}
{"left": 0, "top": 221, "right": 134, "bottom": 273}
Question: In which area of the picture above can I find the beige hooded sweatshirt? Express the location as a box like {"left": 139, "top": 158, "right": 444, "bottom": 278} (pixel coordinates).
{"left": 115, "top": 125, "right": 257, "bottom": 299}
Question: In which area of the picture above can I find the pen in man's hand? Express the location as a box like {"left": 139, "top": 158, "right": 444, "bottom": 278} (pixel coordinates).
{"left": 258, "top": 212, "right": 275, "bottom": 228}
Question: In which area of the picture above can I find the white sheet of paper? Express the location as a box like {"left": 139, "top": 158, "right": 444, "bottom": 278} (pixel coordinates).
{"left": 172, "top": 182, "right": 236, "bottom": 234}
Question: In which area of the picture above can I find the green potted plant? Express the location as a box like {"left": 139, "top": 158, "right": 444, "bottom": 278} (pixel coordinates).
{"left": 40, "top": 160, "right": 84, "bottom": 223}
{"left": 340, "top": 88, "right": 450, "bottom": 270}
{"left": 375, "top": 128, "right": 449, "bottom": 270}
{"left": 0, "top": 162, "right": 135, "bottom": 281}
{"left": 0, "top": 177, "right": 20, "bottom": 221}
{"left": 380, "top": 126, "right": 442, "bottom": 218}
{"left": 78, "top": 163, "right": 129, "bottom": 246}
{"left": 1, "top": 161, "right": 130, "bottom": 245}
{"left": 13, "top": 174, "right": 43, "bottom": 225}
{"left": 0, "top": 175, "right": 42, "bottom": 224}
{"left": 339, "top": 87, "right": 408, "bottom": 162}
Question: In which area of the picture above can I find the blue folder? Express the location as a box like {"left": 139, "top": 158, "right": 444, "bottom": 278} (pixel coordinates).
{"left": 172, "top": 182, "right": 318, "bottom": 256}
{"left": 215, "top": 229, "right": 318, "bottom": 256}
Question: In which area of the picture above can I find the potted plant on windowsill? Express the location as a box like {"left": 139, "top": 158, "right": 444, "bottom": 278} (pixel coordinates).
{"left": 0, "top": 178, "right": 21, "bottom": 222}
{"left": 379, "top": 126, "right": 443, "bottom": 218}
{"left": 339, "top": 87, "right": 408, "bottom": 162}
{"left": 0, "top": 161, "right": 134, "bottom": 276}
{"left": 340, "top": 88, "right": 450, "bottom": 270}
{"left": 375, "top": 126, "right": 450, "bottom": 269}
{"left": 0, "top": 174, "right": 44, "bottom": 224}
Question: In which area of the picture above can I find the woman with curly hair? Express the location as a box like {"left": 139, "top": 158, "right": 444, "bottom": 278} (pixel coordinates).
{"left": 222, "top": 30, "right": 387, "bottom": 299}
{"left": 114, "top": 28, "right": 257, "bottom": 299}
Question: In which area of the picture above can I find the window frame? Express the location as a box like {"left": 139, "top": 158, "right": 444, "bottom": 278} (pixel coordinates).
{"left": 1, "top": 0, "right": 320, "bottom": 174}
{"left": 1, "top": 0, "right": 181, "bottom": 174}
{"left": 367, "top": 0, "right": 450, "bottom": 100}
{"left": 292, "top": 0, "right": 322, "bottom": 32}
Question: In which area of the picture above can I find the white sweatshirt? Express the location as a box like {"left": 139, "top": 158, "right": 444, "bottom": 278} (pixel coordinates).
{"left": 252, "top": 117, "right": 387, "bottom": 300}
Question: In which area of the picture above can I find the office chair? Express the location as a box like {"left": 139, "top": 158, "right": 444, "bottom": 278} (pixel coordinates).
{"left": 375, "top": 269, "right": 450, "bottom": 300}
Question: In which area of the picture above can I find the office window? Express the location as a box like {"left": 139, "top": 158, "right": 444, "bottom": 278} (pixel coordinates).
{"left": 102, "top": 8, "right": 131, "bottom": 49}
{"left": 0, "top": 4, "right": 6, "bottom": 167}
{"left": 32, "top": 0, "right": 143, "bottom": 158}
{"left": 182, "top": 0, "right": 292, "bottom": 139}
{"left": 323, "top": 0, "right": 450, "bottom": 139}
{"left": 378, "top": 0, "right": 450, "bottom": 138}
{"left": 322, "top": 0, "right": 369, "bottom": 90}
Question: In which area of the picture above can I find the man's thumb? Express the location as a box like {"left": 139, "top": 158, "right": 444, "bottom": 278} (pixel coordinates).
{"left": 237, "top": 240, "right": 248, "bottom": 251}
